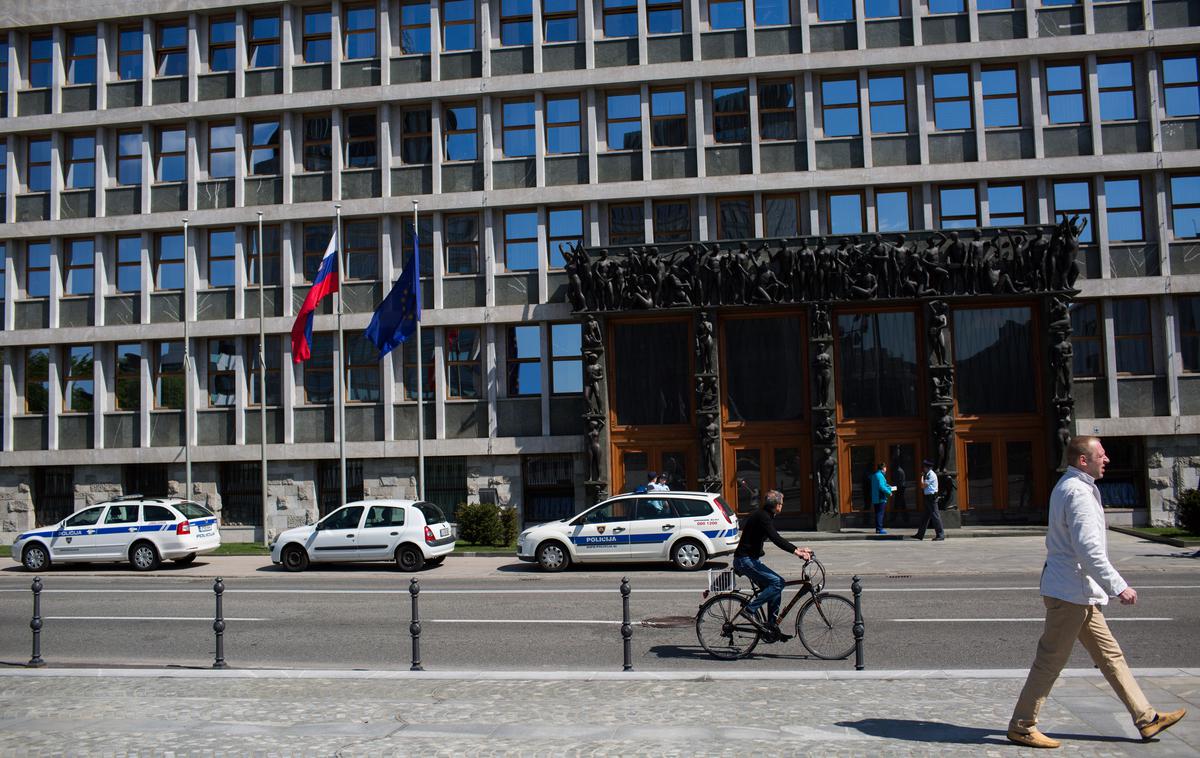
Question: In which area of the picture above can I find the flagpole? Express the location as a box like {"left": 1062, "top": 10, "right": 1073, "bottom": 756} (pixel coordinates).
{"left": 335, "top": 204, "right": 347, "bottom": 508}
{"left": 182, "top": 217, "right": 192, "bottom": 502}
{"left": 257, "top": 212, "right": 269, "bottom": 547}
{"left": 413, "top": 200, "right": 424, "bottom": 501}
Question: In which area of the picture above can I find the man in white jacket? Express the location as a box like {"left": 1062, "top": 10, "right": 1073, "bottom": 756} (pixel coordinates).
{"left": 1007, "top": 436, "right": 1186, "bottom": 748}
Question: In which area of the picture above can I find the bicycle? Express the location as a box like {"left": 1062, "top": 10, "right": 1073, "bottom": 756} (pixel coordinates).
{"left": 694, "top": 555, "right": 857, "bottom": 661}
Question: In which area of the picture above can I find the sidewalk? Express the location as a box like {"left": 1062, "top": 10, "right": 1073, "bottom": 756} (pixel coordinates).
{"left": 0, "top": 668, "right": 1195, "bottom": 755}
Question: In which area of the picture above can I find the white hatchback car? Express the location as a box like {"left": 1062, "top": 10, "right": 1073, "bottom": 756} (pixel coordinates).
{"left": 271, "top": 499, "right": 456, "bottom": 572}
{"left": 12, "top": 497, "right": 221, "bottom": 572}
{"left": 517, "top": 491, "right": 740, "bottom": 572}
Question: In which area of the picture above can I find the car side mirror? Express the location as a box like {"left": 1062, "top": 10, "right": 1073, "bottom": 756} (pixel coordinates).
{"left": 314, "top": 521, "right": 325, "bottom": 531}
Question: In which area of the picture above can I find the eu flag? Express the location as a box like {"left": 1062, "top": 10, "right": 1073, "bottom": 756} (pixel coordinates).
{"left": 365, "top": 252, "right": 422, "bottom": 359}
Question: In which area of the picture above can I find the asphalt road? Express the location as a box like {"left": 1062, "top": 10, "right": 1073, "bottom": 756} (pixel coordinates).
{"left": 2, "top": 567, "right": 1197, "bottom": 672}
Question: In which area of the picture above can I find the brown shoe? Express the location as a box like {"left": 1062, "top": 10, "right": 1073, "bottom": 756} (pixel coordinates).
{"left": 1139, "top": 709, "right": 1186, "bottom": 741}
{"left": 1007, "top": 729, "right": 1061, "bottom": 749}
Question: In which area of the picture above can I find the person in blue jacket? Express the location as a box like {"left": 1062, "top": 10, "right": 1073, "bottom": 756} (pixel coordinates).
{"left": 871, "top": 462, "right": 895, "bottom": 535}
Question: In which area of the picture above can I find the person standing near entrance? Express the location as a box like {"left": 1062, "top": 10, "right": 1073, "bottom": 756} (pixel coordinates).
{"left": 913, "top": 459, "right": 945, "bottom": 541}
{"left": 871, "top": 463, "right": 894, "bottom": 535}
{"left": 1007, "top": 436, "right": 1186, "bottom": 749}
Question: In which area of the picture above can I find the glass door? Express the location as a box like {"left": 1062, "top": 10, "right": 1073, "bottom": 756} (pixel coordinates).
{"left": 959, "top": 436, "right": 1040, "bottom": 512}
{"left": 616, "top": 446, "right": 692, "bottom": 494}
{"left": 726, "top": 443, "right": 809, "bottom": 516}
{"left": 842, "top": 439, "right": 921, "bottom": 514}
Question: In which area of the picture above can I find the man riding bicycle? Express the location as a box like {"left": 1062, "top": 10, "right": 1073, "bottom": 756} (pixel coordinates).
{"left": 734, "top": 489, "right": 813, "bottom": 642}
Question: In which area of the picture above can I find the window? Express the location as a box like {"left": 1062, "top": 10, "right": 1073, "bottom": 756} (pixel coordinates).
{"left": 303, "top": 8, "right": 332, "bottom": 62}
{"left": 345, "top": 111, "right": 378, "bottom": 168}
{"left": 978, "top": 0, "right": 1014, "bottom": 6}
{"left": 501, "top": 0, "right": 534, "bottom": 45}
{"left": 156, "top": 21, "right": 188, "bottom": 77}
{"left": 643, "top": 0, "right": 681, "bottom": 33}
{"left": 115, "top": 343, "right": 141, "bottom": 410}
{"left": 403, "top": 330, "right": 435, "bottom": 400}
{"left": 208, "top": 123, "right": 235, "bottom": 178}
{"left": 653, "top": 199, "right": 691, "bottom": 242}
{"left": 818, "top": 0, "right": 854, "bottom": 21}
{"left": 988, "top": 184, "right": 1025, "bottom": 226}
{"left": 118, "top": 26, "right": 143, "bottom": 80}
{"left": 248, "top": 13, "right": 281, "bottom": 68}
{"left": 1053, "top": 180, "right": 1094, "bottom": 243}
{"left": 157, "top": 127, "right": 187, "bottom": 182}
{"left": 0, "top": 142, "right": 5, "bottom": 193}
{"left": 709, "top": 0, "right": 745, "bottom": 29}
{"left": 245, "top": 223, "right": 280, "bottom": 287}
{"left": 445, "top": 213, "right": 480, "bottom": 274}
{"left": 220, "top": 462, "right": 266, "bottom": 526}
{"left": 603, "top": 0, "right": 638, "bottom": 37}
{"left": 651, "top": 88, "right": 687, "bottom": 147}
{"left": 1113, "top": 299, "right": 1152, "bottom": 374}
{"left": 344, "top": 219, "right": 378, "bottom": 280}
{"left": 932, "top": 70, "right": 972, "bottom": 130}
{"left": 401, "top": 107, "right": 432, "bottom": 164}
{"left": 155, "top": 233, "right": 185, "bottom": 290}
{"left": 821, "top": 77, "right": 859, "bottom": 137}
{"left": 953, "top": 307, "right": 1036, "bottom": 415}
{"left": 758, "top": 80, "right": 796, "bottom": 141}
{"left": 117, "top": 130, "right": 142, "bottom": 186}
{"left": 65, "top": 134, "right": 95, "bottom": 189}
{"left": 607, "top": 92, "right": 642, "bottom": 150}
{"left": 875, "top": 189, "right": 911, "bottom": 232}
{"left": 401, "top": 213, "right": 432, "bottom": 276}
{"left": 444, "top": 103, "right": 478, "bottom": 161}
{"left": 836, "top": 311, "right": 918, "bottom": 418}
{"left": 756, "top": 0, "right": 788, "bottom": 25}
{"left": 609, "top": 203, "right": 645, "bottom": 245}
{"left": 1162, "top": 56, "right": 1199, "bottom": 118}
{"left": 208, "top": 229, "right": 236, "bottom": 288}
{"left": 304, "top": 333, "right": 334, "bottom": 403}
{"left": 507, "top": 325, "right": 541, "bottom": 396}
{"left": 154, "top": 341, "right": 185, "bottom": 409}
{"left": 713, "top": 83, "right": 749, "bottom": 143}
{"left": 344, "top": 4, "right": 377, "bottom": 59}
{"left": 116, "top": 236, "right": 142, "bottom": 293}
{"left": 981, "top": 66, "right": 1020, "bottom": 128}
{"left": 1097, "top": 59, "right": 1135, "bottom": 122}
{"left": 939, "top": 185, "right": 978, "bottom": 228}
{"left": 207, "top": 339, "right": 236, "bottom": 406}
{"left": 868, "top": 74, "right": 906, "bottom": 134}
{"left": 1171, "top": 176, "right": 1200, "bottom": 239}
{"left": 828, "top": 191, "right": 864, "bottom": 234}
{"left": 303, "top": 113, "right": 332, "bottom": 171}
{"left": 26, "top": 348, "right": 49, "bottom": 414}
{"left": 1105, "top": 177, "right": 1143, "bottom": 242}
{"left": 345, "top": 333, "right": 380, "bottom": 402}
{"left": 401, "top": 0, "right": 432, "bottom": 53}
{"left": 0, "top": 37, "right": 6, "bottom": 97}
{"left": 209, "top": 16, "right": 236, "bottom": 72}
{"left": 864, "top": 0, "right": 899, "bottom": 16}
{"left": 1046, "top": 62, "right": 1086, "bottom": 124}
{"left": 445, "top": 327, "right": 481, "bottom": 399}
{"left": 26, "top": 241, "right": 51, "bottom": 298}
{"left": 1069, "top": 302, "right": 1103, "bottom": 377}
{"left": 548, "top": 207, "right": 583, "bottom": 267}
{"left": 504, "top": 209, "right": 538, "bottom": 270}
{"left": 29, "top": 34, "right": 52, "bottom": 88}
{"left": 303, "top": 223, "right": 333, "bottom": 280}
{"left": 1180, "top": 296, "right": 1200, "bottom": 372}
{"left": 552, "top": 323, "right": 582, "bottom": 393}
{"left": 28, "top": 136, "right": 51, "bottom": 192}
{"left": 63, "top": 238, "right": 94, "bottom": 296}
{"left": 63, "top": 345, "right": 94, "bottom": 413}
{"left": 442, "top": 0, "right": 476, "bottom": 51}
{"left": 716, "top": 196, "right": 752, "bottom": 240}
{"left": 545, "top": 0, "right": 580, "bottom": 40}
{"left": 930, "top": 0, "right": 964, "bottom": 11}
{"left": 502, "top": 99, "right": 535, "bottom": 157}
{"left": 0, "top": 244, "right": 6, "bottom": 302}
{"left": 546, "top": 95, "right": 581, "bottom": 154}
{"left": 67, "top": 31, "right": 97, "bottom": 85}
{"left": 249, "top": 335, "right": 282, "bottom": 406}
{"left": 249, "top": 119, "right": 280, "bottom": 175}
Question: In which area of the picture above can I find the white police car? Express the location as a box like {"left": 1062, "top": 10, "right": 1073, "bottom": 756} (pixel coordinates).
{"left": 270, "top": 499, "right": 456, "bottom": 572}
{"left": 516, "top": 491, "right": 740, "bottom": 572}
{"left": 12, "top": 496, "right": 221, "bottom": 572}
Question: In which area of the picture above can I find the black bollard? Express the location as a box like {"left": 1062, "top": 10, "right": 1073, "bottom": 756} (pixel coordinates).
{"left": 28, "top": 577, "right": 45, "bottom": 668}
{"left": 409, "top": 578, "right": 423, "bottom": 671}
{"left": 851, "top": 575, "right": 865, "bottom": 671}
{"left": 212, "top": 577, "right": 227, "bottom": 669}
{"left": 620, "top": 577, "right": 632, "bottom": 671}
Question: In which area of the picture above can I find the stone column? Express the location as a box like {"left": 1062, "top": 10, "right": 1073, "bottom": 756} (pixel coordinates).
{"left": 809, "top": 302, "right": 839, "bottom": 532}
{"left": 1047, "top": 292, "right": 1074, "bottom": 473}
{"left": 581, "top": 314, "right": 608, "bottom": 505}
{"left": 695, "top": 311, "right": 720, "bottom": 494}
{"left": 926, "top": 298, "right": 959, "bottom": 524}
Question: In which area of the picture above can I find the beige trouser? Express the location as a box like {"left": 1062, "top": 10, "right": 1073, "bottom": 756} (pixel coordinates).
{"left": 1010, "top": 596, "right": 1155, "bottom": 733}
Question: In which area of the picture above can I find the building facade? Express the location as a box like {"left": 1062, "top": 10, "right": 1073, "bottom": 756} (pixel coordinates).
{"left": 0, "top": 0, "right": 1197, "bottom": 541}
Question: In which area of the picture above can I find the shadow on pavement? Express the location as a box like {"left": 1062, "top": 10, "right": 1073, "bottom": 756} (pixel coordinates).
{"left": 494, "top": 560, "right": 732, "bottom": 574}
{"left": 646, "top": 644, "right": 819, "bottom": 663}
{"left": 1, "top": 561, "right": 213, "bottom": 574}
{"left": 254, "top": 561, "right": 446, "bottom": 574}
{"left": 836, "top": 719, "right": 1141, "bottom": 745}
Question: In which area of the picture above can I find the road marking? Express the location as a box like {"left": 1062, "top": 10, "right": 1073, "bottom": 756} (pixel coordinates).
{"left": 424, "top": 619, "right": 622, "bottom": 625}
{"left": 890, "top": 617, "right": 1173, "bottom": 623}
{"left": 1, "top": 585, "right": 1198, "bottom": 595}
{"left": 44, "top": 616, "right": 268, "bottom": 622}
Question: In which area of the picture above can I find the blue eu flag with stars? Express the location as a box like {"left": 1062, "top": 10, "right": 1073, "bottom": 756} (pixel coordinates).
{"left": 364, "top": 251, "right": 421, "bottom": 359}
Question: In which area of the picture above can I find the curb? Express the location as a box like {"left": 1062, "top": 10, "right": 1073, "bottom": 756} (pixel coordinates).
{"left": 1109, "top": 525, "right": 1200, "bottom": 549}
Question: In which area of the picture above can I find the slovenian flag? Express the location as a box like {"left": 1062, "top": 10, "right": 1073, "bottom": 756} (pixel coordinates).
{"left": 290, "top": 232, "right": 339, "bottom": 363}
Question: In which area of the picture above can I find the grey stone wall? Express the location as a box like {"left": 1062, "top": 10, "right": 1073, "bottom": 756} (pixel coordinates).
{"left": 265, "top": 461, "right": 319, "bottom": 543}
{"left": 1146, "top": 435, "right": 1200, "bottom": 527}
{"left": 73, "top": 466, "right": 123, "bottom": 508}
{"left": 0, "top": 469, "right": 34, "bottom": 539}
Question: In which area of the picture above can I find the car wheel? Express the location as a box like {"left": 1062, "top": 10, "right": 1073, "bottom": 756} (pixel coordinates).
{"left": 22, "top": 544, "right": 50, "bottom": 572}
{"left": 173, "top": 553, "right": 197, "bottom": 565}
{"left": 671, "top": 539, "right": 707, "bottom": 571}
{"left": 281, "top": 544, "right": 310, "bottom": 572}
{"left": 536, "top": 541, "right": 570, "bottom": 572}
{"left": 129, "top": 541, "right": 161, "bottom": 572}
{"left": 396, "top": 545, "right": 425, "bottom": 572}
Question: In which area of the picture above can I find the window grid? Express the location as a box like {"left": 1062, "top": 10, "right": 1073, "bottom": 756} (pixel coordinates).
{"left": 1180, "top": 296, "right": 1200, "bottom": 373}
{"left": 26, "top": 348, "right": 50, "bottom": 414}
{"left": 343, "top": 3, "right": 378, "bottom": 60}
{"left": 608, "top": 202, "right": 645, "bottom": 246}
{"left": 507, "top": 324, "right": 541, "bottom": 396}
{"left": 606, "top": 91, "right": 642, "bottom": 151}
{"left": 345, "top": 334, "right": 380, "bottom": 403}
{"left": 445, "top": 213, "right": 480, "bottom": 274}
{"left": 504, "top": 209, "right": 538, "bottom": 271}
{"left": 208, "top": 122, "right": 236, "bottom": 179}
{"left": 209, "top": 16, "right": 236, "bottom": 72}
{"left": 343, "top": 219, "right": 379, "bottom": 281}
{"left": 400, "top": 0, "right": 432, "bottom": 54}
{"left": 157, "top": 126, "right": 187, "bottom": 183}
{"left": 650, "top": 88, "right": 688, "bottom": 148}
{"left": 1045, "top": 62, "right": 1086, "bottom": 124}
{"left": 1105, "top": 177, "right": 1144, "bottom": 242}
{"left": 116, "top": 236, "right": 142, "bottom": 293}
{"left": 987, "top": 183, "right": 1026, "bottom": 226}
{"left": 443, "top": 103, "right": 478, "bottom": 161}
{"left": 551, "top": 322, "right": 583, "bottom": 395}
{"left": 154, "top": 341, "right": 185, "bottom": 409}
{"left": 932, "top": 69, "right": 972, "bottom": 131}
{"left": 117, "top": 130, "right": 142, "bottom": 186}
{"left": 154, "top": 233, "right": 185, "bottom": 291}
{"left": 249, "top": 336, "right": 282, "bottom": 406}
{"left": 246, "top": 223, "right": 281, "bottom": 286}
{"left": 63, "top": 345, "right": 94, "bottom": 413}
{"left": 1069, "top": 301, "right": 1104, "bottom": 378}
{"left": 1162, "top": 55, "right": 1199, "bottom": 118}
{"left": 248, "top": 13, "right": 281, "bottom": 68}
{"left": 500, "top": 0, "right": 534, "bottom": 46}
{"left": 117, "top": 26, "right": 143, "bottom": 80}
{"left": 156, "top": 20, "right": 188, "bottom": 77}
{"left": 545, "top": 95, "right": 582, "bottom": 154}
{"left": 868, "top": 73, "right": 907, "bottom": 134}
{"left": 445, "top": 327, "right": 482, "bottom": 399}
{"left": 712, "top": 82, "right": 750, "bottom": 144}
{"left": 603, "top": 0, "right": 637, "bottom": 38}
{"left": 442, "top": 0, "right": 476, "bottom": 51}
{"left": 758, "top": 79, "right": 796, "bottom": 141}
{"left": 545, "top": 0, "right": 580, "bottom": 41}
{"left": 208, "top": 338, "right": 237, "bottom": 407}
{"left": 67, "top": 31, "right": 98, "bottom": 85}
{"left": 764, "top": 194, "right": 802, "bottom": 237}
{"left": 1097, "top": 58, "right": 1135, "bottom": 122}
{"left": 502, "top": 99, "right": 536, "bottom": 158}
{"left": 344, "top": 111, "right": 378, "bottom": 168}
{"left": 248, "top": 119, "right": 280, "bottom": 176}
{"left": 303, "top": 8, "right": 333, "bottom": 63}
{"left": 28, "top": 34, "right": 52, "bottom": 88}
{"left": 981, "top": 66, "right": 1020, "bottom": 128}
{"left": 27, "top": 136, "right": 51, "bottom": 193}
{"left": 716, "top": 196, "right": 752, "bottom": 240}
{"left": 1053, "top": 179, "right": 1095, "bottom": 244}
{"left": 207, "top": 228, "right": 236, "bottom": 288}
{"left": 65, "top": 134, "right": 95, "bottom": 190}
{"left": 115, "top": 343, "right": 141, "bottom": 411}
{"left": 1171, "top": 175, "right": 1200, "bottom": 239}
{"left": 938, "top": 185, "right": 979, "bottom": 228}
{"left": 1113, "top": 298, "right": 1152, "bottom": 375}
{"left": 62, "top": 238, "right": 94, "bottom": 296}
{"left": 303, "top": 113, "right": 333, "bottom": 172}
{"left": 547, "top": 206, "right": 583, "bottom": 268}
{"left": 401, "top": 107, "right": 433, "bottom": 164}
{"left": 827, "top": 190, "right": 865, "bottom": 235}
{"left": 653, "top": 199, "right": 692, "bottom": 242}
{"left": 821, "top": 76, "right": 859, "bottom": 137}
{"left": 25, "top": 241, "right": 51, "bottom": 298}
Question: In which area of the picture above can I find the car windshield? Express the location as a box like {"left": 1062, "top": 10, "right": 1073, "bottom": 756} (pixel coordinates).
{"left": 176, "top": 501, "right": 215, "bottom": 519}
{"left": 416, "top": 502, "right": 447, "bottom": 525}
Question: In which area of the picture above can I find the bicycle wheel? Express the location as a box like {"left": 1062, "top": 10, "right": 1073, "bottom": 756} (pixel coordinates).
{"left": 696, "top": 593, "right": 762, "bottom": 660}
{"left": 795, "top": 592, "right": 857, "bottom": 660}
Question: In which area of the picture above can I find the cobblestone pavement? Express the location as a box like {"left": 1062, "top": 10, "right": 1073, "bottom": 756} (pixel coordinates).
{"left": 0, "top": 669, "right": 1195, "bottom": 756}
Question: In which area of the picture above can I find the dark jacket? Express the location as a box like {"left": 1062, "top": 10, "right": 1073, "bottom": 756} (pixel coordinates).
{"left": 735, "top": 508, "right": 797, "bottom": 559}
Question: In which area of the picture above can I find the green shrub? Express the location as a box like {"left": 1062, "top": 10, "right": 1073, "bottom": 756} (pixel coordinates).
{"left": 456, "top": 502, "right": 503, "bottom": 546}
{"left": 1178, "top": 489, "right": 1200, "bottom": 535}
{"left": 498, "top": 506, "right": 518, "bottom": 546}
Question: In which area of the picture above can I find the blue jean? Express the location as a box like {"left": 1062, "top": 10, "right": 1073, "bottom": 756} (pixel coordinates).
{"left": 733, "top": 556, "right": 785, "bottom": 623}
{"left": 873, "top": 501, "right": 887, "bottom": 531}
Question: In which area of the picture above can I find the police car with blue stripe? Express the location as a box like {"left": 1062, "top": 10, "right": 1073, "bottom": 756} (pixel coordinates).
{"left": 12, "top": 496, "right": 221, "bottom": 572}
{"left": 516, "top": 491, "right": 740, "bottom": 572}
